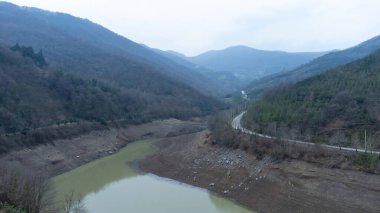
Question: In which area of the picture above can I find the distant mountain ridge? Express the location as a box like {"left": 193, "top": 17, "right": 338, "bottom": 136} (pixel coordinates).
{"left": 189, "top": 45, "right": 327, "bottom": 83}
{"left": 245, "top": 35, "right": 380, "bottom": 97}
{"left": 152, "top": 48, "right": 244, "bottom": 93}
{"left": 0, "top": 1, "right": 226, "bottom": 96}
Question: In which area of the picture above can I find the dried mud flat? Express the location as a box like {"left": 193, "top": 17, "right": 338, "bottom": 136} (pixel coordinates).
{"left": 140, "top": 130, "right": 380, "bottom": 213}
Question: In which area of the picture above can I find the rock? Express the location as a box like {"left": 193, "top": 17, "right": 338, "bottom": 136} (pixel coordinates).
{"left": 209, "top": 182, "right": 215, "bottom": 187}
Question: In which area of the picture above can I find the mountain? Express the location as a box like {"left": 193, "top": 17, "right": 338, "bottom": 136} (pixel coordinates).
{"left": 152, "top": 48, "right": 243, "bottom": 93}
{"left": 189, "top": 45, "right": 326, "bottom": 83}
{"left": 0, "top": 1, "right": 225, "bottom": 96}
{"left": 245, "top": 35, "right": 380, "bottom": 97}
{"left": 244, "top": 49, "right": 380, "bottom": 149}
{"left": 0, "top": 45, "right": 220, "bottom": 139}
{"left": 165, "top": 50, "right": 188, "bottom": 59}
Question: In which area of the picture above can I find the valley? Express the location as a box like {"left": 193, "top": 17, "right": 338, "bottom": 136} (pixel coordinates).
{"left": 1, "top": 1, "right": 380, "bottom": 213}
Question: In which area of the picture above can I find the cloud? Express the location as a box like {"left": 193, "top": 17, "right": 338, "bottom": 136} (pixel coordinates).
{"left": 7, "top": 0, "right": 380, "bottom": 55}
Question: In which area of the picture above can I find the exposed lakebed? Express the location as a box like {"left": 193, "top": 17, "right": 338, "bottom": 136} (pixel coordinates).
{"left": 53, "top": 139, "right": 254, "bottom": 213}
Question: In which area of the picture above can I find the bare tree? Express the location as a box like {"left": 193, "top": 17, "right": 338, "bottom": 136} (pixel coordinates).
{"left": 63, "top": 192, "right": 86, "bottom": 213}
{"left": 351, "top": 132, "right": 359, "bottom": 152}
{"left": 367, "top": 135, "right": 375, "bottom": 154}
{"left": 267, "top": 122, "right": 277, "bottom": 138}
{"left": 289, "top": 125, "right": 300, "bottom": 140}
{"left": 0, "top": 164, "right": 55, "bottom": 213}
{"left": 329, "top": 130, "right": 347, "bottom": 149}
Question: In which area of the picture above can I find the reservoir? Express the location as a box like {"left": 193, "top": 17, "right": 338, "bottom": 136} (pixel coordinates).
{"left": 53, "top": 139, "right": 254, "bottom": 213}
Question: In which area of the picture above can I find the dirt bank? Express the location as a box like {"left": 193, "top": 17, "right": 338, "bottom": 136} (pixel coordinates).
{"left": 140, "top": 130, "right": 380, "bottom": 213}
{"left": 0, "top": 118, "right": 205, "bottom": 177}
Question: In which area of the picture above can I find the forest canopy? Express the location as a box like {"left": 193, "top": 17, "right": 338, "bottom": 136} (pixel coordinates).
{"left": 244, "top": 50, "right": 380, "bottom": 150}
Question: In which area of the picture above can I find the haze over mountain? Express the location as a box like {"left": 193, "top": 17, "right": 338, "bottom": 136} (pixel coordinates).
{"left": 246, "top": 35, "right": 380, "bottom": 97}
{"left": 0, "top": 2, "right": 230, "bottom": 96}
{"left": 244, "top": 48, "right": 380, "bottom": 150}
{"left": 189, "top": 45, "right": 327, "bottom": 83}
{"left": 152, "top": 48, "right": 243, "bottom": 93}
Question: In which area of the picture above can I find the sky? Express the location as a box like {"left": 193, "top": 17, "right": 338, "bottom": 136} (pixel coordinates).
{"left": 6, "top": 0, "right": 380, "bottom": 56}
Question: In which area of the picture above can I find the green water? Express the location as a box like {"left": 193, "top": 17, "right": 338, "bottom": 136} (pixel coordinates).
{"left": 53, "top": 139, "right": 254, "bottom": 213}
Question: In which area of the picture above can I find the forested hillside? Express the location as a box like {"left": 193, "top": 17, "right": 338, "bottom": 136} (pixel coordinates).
{"left": 0, "top": 45, "right": 220, "bottom": 135}
{"left": 0, "top": 2, "right": 226, "bottom": 95}
{"left": 244, "top": 50, "right": 380, "bottom": 150}
{"left": 246, "top": 35, "right": 380, "bottom": 97}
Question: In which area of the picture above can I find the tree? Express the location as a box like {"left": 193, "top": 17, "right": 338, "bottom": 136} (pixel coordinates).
{"left": 0, "top": 164, "right": 54, "bottom": 213}
{"left": 351, "top": 132, "right": 360, "bottom": 152}
{"left": 63, "top": 192, "right": 86, "bottom": 213}
{"left": 329, "top": 130, "right": 347, "bottom": 149}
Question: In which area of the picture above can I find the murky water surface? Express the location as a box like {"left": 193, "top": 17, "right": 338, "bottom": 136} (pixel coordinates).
{"left": 53, "top": 140, "right": 254, "bottom": 213}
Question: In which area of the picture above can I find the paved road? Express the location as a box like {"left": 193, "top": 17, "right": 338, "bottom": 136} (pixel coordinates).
{"left": 232, "top": 111, "right": 380, "bottom": 154}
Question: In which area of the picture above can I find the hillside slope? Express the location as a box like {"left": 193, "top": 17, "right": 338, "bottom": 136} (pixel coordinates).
{"left": 0, "top": 2, "right": 225, "bottom": 95}
{"left": 0, "top": 45, "right": 220, "bottom": 135}
{"left": 246, "top": 35, "right": 380, "bottom": 97}
{"left": 189, "top": 45, "right": 326, "bottom": 83}
{"left": 244, "top": 50, "right": 380, "bottom": 150}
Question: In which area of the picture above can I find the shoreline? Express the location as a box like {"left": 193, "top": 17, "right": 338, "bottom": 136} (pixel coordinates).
{"left": 0, "top": 118, "right": 205, "bottom": 178}
{"left": 140, "top": 130, "right": 380, "bottom": 213}
{"left": 2, "top": 117, "right": 379, "bottom": 213}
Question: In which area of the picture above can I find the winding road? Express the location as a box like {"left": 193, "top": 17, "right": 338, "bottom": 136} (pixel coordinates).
{"left": 232, "top": 111, "right": 380, "bottom": 154}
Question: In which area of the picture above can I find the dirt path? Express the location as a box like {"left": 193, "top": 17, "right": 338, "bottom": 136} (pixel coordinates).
{"left": 140, "top": 130, "right": 380, "bottom": 213}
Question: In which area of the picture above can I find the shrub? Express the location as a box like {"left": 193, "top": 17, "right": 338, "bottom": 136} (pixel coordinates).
{"left": 0, "top": 202, "right": 26, "bottom": 213}
{"left": 0, "top": 165, "right": 54, "bottom": 213}
{"left": 353, "top": 152, "right": 379, "bottom": 171}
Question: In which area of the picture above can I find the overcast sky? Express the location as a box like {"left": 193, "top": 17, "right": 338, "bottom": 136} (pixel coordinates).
{"left": 7, "top": 0, "right": 380, "bottom": 56}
